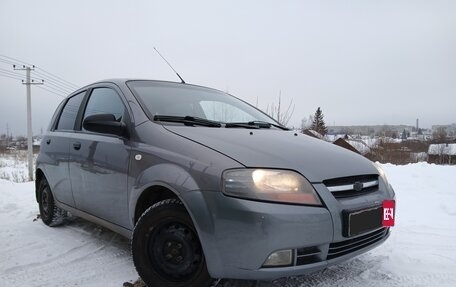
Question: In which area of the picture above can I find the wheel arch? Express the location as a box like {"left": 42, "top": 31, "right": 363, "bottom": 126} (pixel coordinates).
{"left": 129, "top": 163, "right": 223, "bottom": 277}
{"left": 133, "top": 184, "right": 180, "bottom": 224}
{"left": 128, "top": 163, "right": 201, "bottom": 226}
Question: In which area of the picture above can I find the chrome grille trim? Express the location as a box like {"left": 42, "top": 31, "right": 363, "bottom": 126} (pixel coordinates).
{"left": 323, "top": 174, "right": 379, "bottom": 199}
{"left": 327, "top": 180, "right": 379, "bottom": 192}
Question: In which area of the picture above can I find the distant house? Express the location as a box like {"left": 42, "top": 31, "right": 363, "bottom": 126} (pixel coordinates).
{"left": 346, "top": 139, "right": 371, "bottom": 155}
{"left": 302, "top": 129, "right": 324, "bottom": 140}
{"left": 333, "top": 135, "right": 371, "bottom": 156}
{"left": 333, "top": 137, "right": 361, "bottom": 155}
{"left": 428, "top": 143, "right": 456, "bottom": 165}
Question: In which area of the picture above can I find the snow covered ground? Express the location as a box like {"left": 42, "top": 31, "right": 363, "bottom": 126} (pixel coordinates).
{"left": 0, "top": 152, "right": 35, "bottom": 183}
{"left": 0, "top": 162, "right": 455, "bottom": 286}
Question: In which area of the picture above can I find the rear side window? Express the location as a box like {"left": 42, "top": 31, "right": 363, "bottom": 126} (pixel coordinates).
{"left": 82, "top": 88, "right": 125, "bottom": 131}
{"left": 56, "top": 92, "right": 85, "bottom": 130}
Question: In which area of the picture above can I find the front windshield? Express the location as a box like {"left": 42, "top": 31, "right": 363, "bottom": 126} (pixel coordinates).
{"left": 126, "top": 81, "right": 277, "bottom": 124}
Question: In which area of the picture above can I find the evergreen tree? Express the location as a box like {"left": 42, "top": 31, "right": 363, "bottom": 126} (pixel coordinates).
{"left": 401, "top": 129, "right": 407, "bottom": 140}
{"left": 311, "top": 107, "right": 328, "bottom": 135}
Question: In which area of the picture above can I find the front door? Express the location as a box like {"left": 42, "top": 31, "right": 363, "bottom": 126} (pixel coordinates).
{"left": 69, "top": 87, "right": 130, "bottom": 228}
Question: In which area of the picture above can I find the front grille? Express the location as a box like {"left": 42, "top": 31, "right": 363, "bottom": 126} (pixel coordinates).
{"left": 296, "top": 246, "right": 321, "bottom": 265}
{"left": 327, "top": 228, "right": 388, "bottom": 260}
{"left": 323, "top": 174, "right": 379, "bottom": 198}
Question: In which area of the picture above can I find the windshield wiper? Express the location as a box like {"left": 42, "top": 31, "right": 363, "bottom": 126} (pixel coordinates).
{"left": 225, "top": 121, "right": 289, "bottom": 130}
{"left": 153, "top": 115, "right": 222, "bottom": 127}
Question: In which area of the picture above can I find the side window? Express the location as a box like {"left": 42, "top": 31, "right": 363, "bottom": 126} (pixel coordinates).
{"left": 56, "top": 92, "right": 85, "bottom": 131}
{"left": 82, "top": 88, "right": 126, "bottom": 131}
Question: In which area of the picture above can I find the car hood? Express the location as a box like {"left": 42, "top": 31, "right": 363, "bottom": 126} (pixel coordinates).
{"left": 164, "top": 126, "right": 378, "bottom": 182}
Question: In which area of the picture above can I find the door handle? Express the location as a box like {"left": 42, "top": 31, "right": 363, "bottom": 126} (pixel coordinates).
{"left": 73, "top": 142, "right": 81, "bottom": 150}
{"left": 46, "top": 139, "right": 51, "bottom": 144}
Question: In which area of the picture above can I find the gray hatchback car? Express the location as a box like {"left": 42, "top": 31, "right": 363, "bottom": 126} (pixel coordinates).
{"left": 36, "top": 79, "right": 395, "bottom": 287}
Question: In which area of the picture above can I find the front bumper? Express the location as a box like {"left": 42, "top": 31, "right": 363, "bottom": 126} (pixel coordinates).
{"left": 181, "top": 190, "right": 390, "bottom": 280}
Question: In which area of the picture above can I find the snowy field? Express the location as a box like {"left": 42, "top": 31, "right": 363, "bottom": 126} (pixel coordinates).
{"left": 0, "top": 162, "right": 455, "bottom": 287}
{"left": 0, "top": 152, "right": 36, "bottom": 183}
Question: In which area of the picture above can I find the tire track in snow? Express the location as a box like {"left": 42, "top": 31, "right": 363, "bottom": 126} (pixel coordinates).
{"left": 1, "top": 217, "right": 136, "bottom": 287}
{"left": 271, "top": 255, "right": 456, "bottom": 287}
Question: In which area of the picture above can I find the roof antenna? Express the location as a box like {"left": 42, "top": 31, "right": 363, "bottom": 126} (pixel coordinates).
{"left": 153, "top": 47, "right": 186, "bottom": 84}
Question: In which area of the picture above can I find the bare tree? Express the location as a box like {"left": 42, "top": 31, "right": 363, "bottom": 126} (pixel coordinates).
{"left": 433, "top": 127, "right": 447, "bottom": 142}
{"left": 301, "top": 115, "right": 314, "bottom": 131}
{"left": 266, "top": 91, "right": 295, "bottom": 126}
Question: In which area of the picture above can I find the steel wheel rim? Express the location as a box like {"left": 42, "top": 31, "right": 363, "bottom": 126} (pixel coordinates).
{"left": 147, "top": 220, "right": 204, "bottom": 282}
{"left": 41, "top": 187, "right": 51, "bottom": 218}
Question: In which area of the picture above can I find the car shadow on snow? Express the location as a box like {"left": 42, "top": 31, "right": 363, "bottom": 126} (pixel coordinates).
{"left": 122, "top": 257, "right": 391, "bottom": 287}
{"left": 214, "top": 254, "right": 390, "bottom": 287}
{"left": 271, "top": 256, "right": 391, "bottom": 287}
{"left": 63, "top": 215, "right": 131, "bottom": 248}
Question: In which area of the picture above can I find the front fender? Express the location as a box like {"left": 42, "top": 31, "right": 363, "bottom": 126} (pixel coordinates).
{"left": 128, "top": 163, "right": 200, "bottom": 227}
{"left": 127, "top": 163, "right": 222, "bottom": 274}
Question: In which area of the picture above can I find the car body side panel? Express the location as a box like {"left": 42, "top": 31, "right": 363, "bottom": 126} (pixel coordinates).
{"left": 38, "top": 132, "right": 74, "bottom": 206}
{"left": 68, "top": 132, "right": 131, "bottom": 228}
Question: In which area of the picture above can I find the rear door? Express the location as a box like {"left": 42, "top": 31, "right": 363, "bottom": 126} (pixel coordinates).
{"left": 69, "top": 85, "right": 131, "bottom": 228}
{"left": 41, "top": 91, "right": 86, "bottom": 207}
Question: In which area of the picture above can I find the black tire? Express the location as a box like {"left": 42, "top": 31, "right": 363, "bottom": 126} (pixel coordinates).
{"left": 38, "top": 178, "right": 67, "bottom": 227}
{"left": 132, "top": 198, "right": 213, "bottom": 287}
{"left": 217, "top": 280, "right": 260, "bottom": 287}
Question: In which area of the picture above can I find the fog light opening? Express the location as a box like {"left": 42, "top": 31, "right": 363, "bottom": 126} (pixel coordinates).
{"left": 262, "top": 249, "right": 293, "bottom": 267}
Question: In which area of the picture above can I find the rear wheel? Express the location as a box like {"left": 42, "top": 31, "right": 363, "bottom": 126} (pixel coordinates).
{"left": 132, "top": 198, "right": 213, "bottom": 287}
{"left": 38, "top": 178, "right": 67, "bottom": 226}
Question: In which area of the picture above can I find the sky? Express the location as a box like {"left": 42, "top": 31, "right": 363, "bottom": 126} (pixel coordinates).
{"left": 0, "top": 0, "right": 455, "bottom": 136}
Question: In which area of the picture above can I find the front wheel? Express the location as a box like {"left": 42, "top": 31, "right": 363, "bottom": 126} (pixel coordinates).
{"left": 132, "top": 198, "right": 213, "bottom": 287}
{"left": 38, "top": 178, "right": 67, "bottom": 226}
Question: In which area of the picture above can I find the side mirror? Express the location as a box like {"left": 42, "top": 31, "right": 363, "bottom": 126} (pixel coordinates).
{"left": 83, "top": 114, "right": 127, "bottom": 137}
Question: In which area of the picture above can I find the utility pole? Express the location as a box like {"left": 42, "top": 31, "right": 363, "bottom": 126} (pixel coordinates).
{"left": 6, "top": 123, "right": 9, "bottom": 147}
{"left": 13, "top": 65, "right": 43, "bottom": 181}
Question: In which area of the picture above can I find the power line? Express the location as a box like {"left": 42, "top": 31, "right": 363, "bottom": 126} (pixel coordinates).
{"left": 1, "top": 67, "right": 72, "bottom": 94}
{"left": 33, "top": 70, "right": 75, "bottom": 91}
{"left": 0, "top": 54, "right": 32, "bottom": 66}
{"left": 35, "top": 67, "right": 78, "bottom": 88}
{"left": 0, "top": 68, "right": 25, "bottom": 78}
{"left": 41, "top": 82, "right": 72, "bottom": 95}
{"left": 0, "top": 54, "right": 79, "bottom": 88}
{"left": 1, "top": 53, "right": 74, "bottom": 97}
{"left": 0, "top": 58, "right": 17, "bottom": 66}
{"left": 38, "top": 77, "right": 73, "bottom": 92}
{"left": 36, "top": 85, "right": 66, "bottom": 98}
{"left": 0, "top": 71, "right": 67, "bottom": 97}
{"left": 0, "top": 72, "right": 24, "bottom": 81}
{"left": 33, "top": 70, "right": 75, "bottom": 89}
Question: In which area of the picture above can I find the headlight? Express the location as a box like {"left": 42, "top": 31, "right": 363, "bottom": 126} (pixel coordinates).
{"left": 222, "top": 169, "right": 322, "bottom": 205}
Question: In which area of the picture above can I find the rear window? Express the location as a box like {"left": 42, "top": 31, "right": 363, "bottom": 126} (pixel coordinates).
{"left": 56, "top": 92, "right": 85, "bottom": 130}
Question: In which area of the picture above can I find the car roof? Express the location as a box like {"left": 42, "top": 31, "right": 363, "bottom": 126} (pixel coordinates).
{"left": 69, "top": 78, "right": 220, "bottom": 97}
